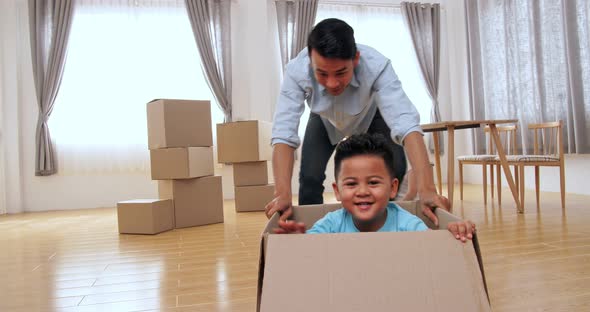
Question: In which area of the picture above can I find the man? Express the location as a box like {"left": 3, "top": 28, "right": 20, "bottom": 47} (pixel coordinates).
{"left": 266, "top": 18, "right": 448, "bottom": 225}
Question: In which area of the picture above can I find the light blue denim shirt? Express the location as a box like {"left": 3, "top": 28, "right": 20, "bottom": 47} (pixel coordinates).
{"left": 271, "top": 44, "right": 422, "bottom": 148}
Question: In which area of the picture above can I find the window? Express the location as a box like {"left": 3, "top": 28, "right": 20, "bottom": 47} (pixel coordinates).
{"left": 51, "top": 0, "right": 223, "bottom": 174}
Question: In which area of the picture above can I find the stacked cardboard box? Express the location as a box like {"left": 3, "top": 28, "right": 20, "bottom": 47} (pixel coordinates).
{"left": 216, "top": 120, "right": 275, "bottom": 212}
{"left": 117, "top": 99, "right": 224, "bottom": 234}
{"left": 149, "top": 99, "right": 224, "bottom": 228}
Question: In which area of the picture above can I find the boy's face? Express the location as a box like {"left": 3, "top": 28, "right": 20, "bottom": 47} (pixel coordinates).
{"left": 310, "top": 49, "right": 360, "bottom": 96}
{"left": 332, "top": 154, "right": 399, "bottom": 231}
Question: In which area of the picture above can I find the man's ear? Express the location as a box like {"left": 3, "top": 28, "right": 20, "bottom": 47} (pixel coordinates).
{"left": 353, "top": 51, "right": 360, "bottom": 67}
{"left": 332, "top": 182, "right": 342, "bottom": 201}
{"left": 389, "top": 178, "right": 399, "bottom": 199}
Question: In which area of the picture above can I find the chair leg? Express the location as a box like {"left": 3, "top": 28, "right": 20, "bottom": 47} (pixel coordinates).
{"left": 535, "top": 166, "right": 540, "bottom": 209}
{"left": 490, "top": 164, "right": 495, "bottom": 199}
{"left": 482, "top": 165, "right": 487, "bottom": 205}
{"left": 518, "top": 165, "right": 525, "bottom": 212}
{"left": 559, "top": 164, "right": 566, "bottom": 209}
{"left": 459, "top": 161, "right": 464, "bottom": 200}
{"left": 496, "top": 163, "right": 502, "bottom": 205}
{"left": 514, "top": 165, "right": 519, "bottom": 199}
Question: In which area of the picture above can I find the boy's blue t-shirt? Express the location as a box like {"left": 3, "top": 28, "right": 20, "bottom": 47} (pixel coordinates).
{"left": 307, "top": 202, "right": 428, "bottom": 233}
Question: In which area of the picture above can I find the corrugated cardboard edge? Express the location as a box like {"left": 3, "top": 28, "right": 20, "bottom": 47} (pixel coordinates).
{"left": 256, "top": 201, "right": 489, "bottom": 311}
{"left": 434, "top": 207, "right": 489, "bottom": 302}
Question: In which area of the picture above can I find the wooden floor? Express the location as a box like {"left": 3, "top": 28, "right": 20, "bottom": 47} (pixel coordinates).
{"left": 1, "top": 184, "right": 590, "bottom": 311}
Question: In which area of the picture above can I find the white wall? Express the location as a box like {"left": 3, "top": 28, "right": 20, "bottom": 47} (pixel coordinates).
{"left": 0, "top": 0, "right": 587, "bottom": 213}
{"left": 1, "top": 0, "right": 24, "bottom": 214}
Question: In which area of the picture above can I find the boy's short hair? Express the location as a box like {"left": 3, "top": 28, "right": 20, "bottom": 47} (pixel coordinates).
{"left": 307, "top": 18, "right": 357, "bottom": 60}
{"left": 334, "top": 133, "right": 396, "bottom": 180}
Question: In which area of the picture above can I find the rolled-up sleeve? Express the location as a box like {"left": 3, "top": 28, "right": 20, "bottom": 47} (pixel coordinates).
{"left": 373, "top": 62, "right": 423, "bottom": 145}
{"left": 271, "top": 69, "right": 306, "bottom": 148}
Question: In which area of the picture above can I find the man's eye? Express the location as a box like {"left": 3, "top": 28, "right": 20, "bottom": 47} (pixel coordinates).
{"left": 336, "top": 72, "right": 345, "bottom": 77}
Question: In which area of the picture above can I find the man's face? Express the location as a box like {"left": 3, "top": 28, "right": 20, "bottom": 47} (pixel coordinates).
{"left": 310, "top": 49, "right": 360, "bottom": 96}
{"left": 332, "top": 154, "right": 399, "bottom": 232}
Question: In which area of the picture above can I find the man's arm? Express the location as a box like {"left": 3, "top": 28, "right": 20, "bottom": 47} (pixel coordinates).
{"left": 371, "top": 60, "right": 449, "bottom": 224}
{"left": 265, "top": 143, "right": 295, "bottom": 220}
{"left": 403, "top": 132, "right": 450, "bottom": 226}
{"left": 267, "top": 55, "right": 308, "bottom": 219}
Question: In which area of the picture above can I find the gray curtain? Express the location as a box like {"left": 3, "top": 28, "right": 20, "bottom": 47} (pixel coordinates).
{"left": 28, "top": 0, "right": 74, "bottom": 176}
{"left": 465, "top": 0, "right": 590, "bottom": 154}
{"left": 401, "top": 2, "right": 442, "bottom": 153}
{"left": 275, "top": 0, "right": 318, "bottom": 72}
{"left": 185, "top": 0, "right": 232, "bottom": 122}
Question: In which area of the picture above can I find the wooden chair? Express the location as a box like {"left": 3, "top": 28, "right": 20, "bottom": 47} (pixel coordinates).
{"left": 458, "top": 125, "right": 518, "bottom": 205}
{"left": 504, "top": 121, "right": 565, "bottom": 210}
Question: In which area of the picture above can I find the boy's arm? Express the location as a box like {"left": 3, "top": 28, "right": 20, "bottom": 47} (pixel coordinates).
{"left": 447, "top": 220, "right": 476, "bottom": 242}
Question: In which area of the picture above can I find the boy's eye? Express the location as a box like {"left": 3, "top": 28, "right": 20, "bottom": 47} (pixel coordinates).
{"left": 344, "top": 182, "right": 357, "bottom": 187}
{"left": 369, "top": 180, "right": 381, "bottom": 185}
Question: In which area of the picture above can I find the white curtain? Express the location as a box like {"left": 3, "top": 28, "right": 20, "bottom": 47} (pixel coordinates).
{"left": 51, "top": 0, "right": 223, "bottom": 174}
{"left": 315, "top": 3, "right": 432, "bottom": 126}
{"left": 466, "top": 0, "right": 590, "bottom": 154}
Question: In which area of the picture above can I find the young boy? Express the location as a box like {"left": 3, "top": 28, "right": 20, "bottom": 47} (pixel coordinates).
{"left": 275, "top": 133, "right": 475, "bottom": 242}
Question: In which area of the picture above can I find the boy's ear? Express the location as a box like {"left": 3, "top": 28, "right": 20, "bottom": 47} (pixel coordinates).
{"left": 332, "top": 182, "right": 342, "bottom": 201}
{"left": 389, "top": 178, "right": 399, "bottom": 199}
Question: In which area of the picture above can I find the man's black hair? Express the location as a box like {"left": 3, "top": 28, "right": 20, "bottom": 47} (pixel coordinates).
{"left": 307, "top": 18, "right": 357, "bottom": 59}
{"left": 334, "top": 133, "right": 396, "bottom": 180}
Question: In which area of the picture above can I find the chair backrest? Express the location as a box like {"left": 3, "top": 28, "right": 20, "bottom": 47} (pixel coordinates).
{"left": 529, "top": 120, "right": 563, "bottom": 158}
{"left": 484, "top": 125, "right": 518, "bottom": 155}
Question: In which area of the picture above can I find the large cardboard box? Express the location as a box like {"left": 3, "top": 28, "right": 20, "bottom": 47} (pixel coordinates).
{"left": 150, "top": 147, "right": 213, "bottom": 180}
{"left": 147, "top": 99, "right": 213, "bottom": 149}
{"left": 234, "top": 184, "right": 274, "bottom": 212}
{"left": 158, "top": 176, "right": 224, "bottom": 228}
{"left": 117, "top": 199, "right": 174, "bottom": 234}
{"left": 257, "top": 201, "right": 490, "bottom": 312}
{"left": 216, "top": 120, "right": 272, "bottom": 163}
{"left": 233, "top": 161, "right": 269, "bottom": 186}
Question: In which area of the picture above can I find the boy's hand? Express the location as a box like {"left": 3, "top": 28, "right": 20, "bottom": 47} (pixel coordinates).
{"left": 274, "top": 220, "right": 306, "bottom": 234}
{"left": 447, "top": 220, "right": 476, "bottom": 242}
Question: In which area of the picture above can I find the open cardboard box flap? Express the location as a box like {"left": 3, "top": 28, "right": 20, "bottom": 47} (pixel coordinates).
{"left": 257, "top": 201, "right": 490, "bottom": 312}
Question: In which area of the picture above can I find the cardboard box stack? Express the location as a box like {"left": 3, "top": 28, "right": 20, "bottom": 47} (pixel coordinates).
{"left": 216, "top": 120, "right": 275, "bottom": 212}
{"left": 257, "top": 201, "right": 491, "bottom": 311}
{"left": 116, "top": 99, "right": 224, "bottom": 234}
{"left": 148, "top": 99, "right": 224, "bottom": 228}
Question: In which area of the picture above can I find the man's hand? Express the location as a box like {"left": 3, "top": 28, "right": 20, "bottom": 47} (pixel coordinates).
{"left": 273, "top": 220, "right": 306, "bottom": 234}
{"left": 447, "top": 220, "right": 476, "bottom": 242}
{"left": 420, "top": 190, "right": 450, "bottom": 227}
{"left": 265, "top": 194, "right": 293, "bottom": 220}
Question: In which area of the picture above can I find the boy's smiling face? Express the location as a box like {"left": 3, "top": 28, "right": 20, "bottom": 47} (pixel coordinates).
{"left": 332, "top": 154, "right": 399, "bottom": 232}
